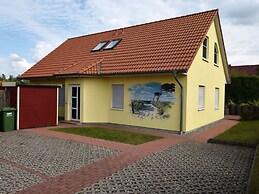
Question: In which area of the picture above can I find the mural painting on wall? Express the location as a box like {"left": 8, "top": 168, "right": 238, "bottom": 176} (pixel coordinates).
{"left": 128, "top": 83, "right": 176, "bottom": 119}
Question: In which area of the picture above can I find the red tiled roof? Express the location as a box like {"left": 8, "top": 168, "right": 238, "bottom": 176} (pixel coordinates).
{"left": 230, "top": 65, "right": 259, "bottom": 76}
{"left": 20, "top": 9, "right": 219, "bottom": 78}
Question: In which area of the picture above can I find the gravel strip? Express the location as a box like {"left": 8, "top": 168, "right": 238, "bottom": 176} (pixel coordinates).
{"left": 0, "top": 131, "right": 118, "bottom": 177}
{"left": 78, "top": 142, "right": 254, "bottom": 194}
{"left": 0, "top": 161, "right": 44, "bottom": 194}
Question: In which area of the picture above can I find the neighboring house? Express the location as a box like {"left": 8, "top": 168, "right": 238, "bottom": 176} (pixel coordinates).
{"left": 229, "top": 64, "right": 259, "bottom": 77}
{"left": 20, "top": 9, "right": 230, "bottom": 133}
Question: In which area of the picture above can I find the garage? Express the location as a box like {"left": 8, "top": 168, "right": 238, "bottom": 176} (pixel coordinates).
{"left": 0, "top": 83, "right": 60, "bottom": 129}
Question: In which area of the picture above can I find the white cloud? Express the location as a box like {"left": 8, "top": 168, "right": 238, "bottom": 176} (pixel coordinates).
{"left": 31, "top": 41, "right": 55, "bottom": 62}
{"left": 0, "top": 54, "right": 33, "bottom": 76}
{"left": 223, "top": 21, "right": 259, "bottom": 65}
{"left": 87, "top": 0, "right": 178, "bottom": 29}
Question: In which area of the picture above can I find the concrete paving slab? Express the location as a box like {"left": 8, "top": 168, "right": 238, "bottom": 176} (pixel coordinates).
{"left": 78, "top": 142, "right": 254, "bottom": 194}
{"left": 0, "top": 161, "right": 44, "bottom": 194}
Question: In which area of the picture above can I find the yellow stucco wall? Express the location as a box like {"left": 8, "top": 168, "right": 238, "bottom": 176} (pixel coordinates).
{"left": 184, "top": 20, "right": 226, "bottom": 132}
{"left": 66, "top": 78, "right": 109, "bottom": 123}
{"left": 64, "top": 75, "right": 182, "bottom": 131}
{"left": 107, "top": 75, "right": 183, "bottom": 131}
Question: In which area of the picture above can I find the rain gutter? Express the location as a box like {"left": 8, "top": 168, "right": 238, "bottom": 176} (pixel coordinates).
{"left": 173, "top": 70, "right": 185, "bottom": 134}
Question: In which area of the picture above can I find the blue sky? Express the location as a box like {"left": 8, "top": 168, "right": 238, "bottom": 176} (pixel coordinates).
{"left": 1, "top": 0, "right": 259, "bottom": 76}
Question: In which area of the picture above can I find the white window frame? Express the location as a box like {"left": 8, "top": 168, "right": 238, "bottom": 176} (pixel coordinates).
{"left": 215, "top": 88, "right": 219, "bottom": 110}
{"left": 202, "top": 36, "right": 209, "bottom": 61}
{"left": 112, "top": 84, "right": 124, "bottom": 110}
{"left": 198, "top": 85, "right": 205, "bottom": 111}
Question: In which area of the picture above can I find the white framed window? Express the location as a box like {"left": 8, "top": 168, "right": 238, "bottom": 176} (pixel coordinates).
{"left": 112, "top": 84, "right": 124, "bottom": 109}
{"left": 215, "top": 88, "right": 219, "bottom": 110}
{"left": 92, "top": 41, "right": 109, "bottom": 51}
{"left": 198, "top": 85, "right": 205, "bottom": 110}
{"left": 104, "top": 39, "right": 121, "bottom": 50}
{"left": 214, "top": 43, "right": 218, "bottom": 65}
{"left": 202, "top": 36, "right": 209, "bottom": 60}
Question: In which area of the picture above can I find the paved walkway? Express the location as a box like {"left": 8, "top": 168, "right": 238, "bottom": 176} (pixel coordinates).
{"left": 0, "top": 118, "right": 254, "bottom": 194}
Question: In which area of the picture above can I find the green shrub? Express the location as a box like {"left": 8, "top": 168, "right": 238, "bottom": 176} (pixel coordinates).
{"left": 241, "top": 107, "right": 259, "bottom": 121}
{"left": 226, "top": 76, "right": 259, "bottom": 104}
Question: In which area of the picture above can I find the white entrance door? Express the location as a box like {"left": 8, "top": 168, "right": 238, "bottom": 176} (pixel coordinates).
{"left": 70, "top": 85, "right": 80, "bottom": 121}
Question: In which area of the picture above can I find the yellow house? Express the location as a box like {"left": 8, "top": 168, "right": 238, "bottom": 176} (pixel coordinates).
{"left": 20, "top": 9, "right": 230, "bottom": 133}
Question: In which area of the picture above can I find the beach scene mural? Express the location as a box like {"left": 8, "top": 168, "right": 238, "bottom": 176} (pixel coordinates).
{"left": 128, "top": 83, "right": 176, "bottom": 119}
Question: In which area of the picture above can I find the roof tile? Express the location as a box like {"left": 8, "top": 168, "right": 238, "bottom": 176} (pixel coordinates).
{"left": 21, "top": 9, "right": 218, "bottom": 78}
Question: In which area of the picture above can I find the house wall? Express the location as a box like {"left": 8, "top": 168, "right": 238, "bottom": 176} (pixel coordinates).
{"left": 32, "top": 75, "right": 185, "bottom": 132}
{"left": 64, "top": 78, "right": 109, "bottom": 123}
{"left": 185, "top": 20, "right": 226, "bottom": 132}
{"left": 107, "top": 74, "right": 183, "bottom": 131}
{"left": 64, "top": 75, "right": 184, "bottom": 131}
{"left": 28, "top": 20, "right": 227, "bottom": 132}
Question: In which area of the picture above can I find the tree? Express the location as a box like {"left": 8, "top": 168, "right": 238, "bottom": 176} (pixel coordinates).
{"left": 256, "top": 67, "right": 259, "bottom": 76}
{"left": 1, "top": 74, "right": 6, "bottom": 81}
{"left": 8, "top": 75, "right": 14, "bottom": 81}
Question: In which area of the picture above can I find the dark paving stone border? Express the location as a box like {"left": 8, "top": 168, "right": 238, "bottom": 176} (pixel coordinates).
{"left": 208, "top": 138, "right": 257, "bottom": 148}
{"left": 246, "top": 145, "right": 258, "bottom": 194}
{"left": 184, "top": 119, "right": 225, "bottom": 136}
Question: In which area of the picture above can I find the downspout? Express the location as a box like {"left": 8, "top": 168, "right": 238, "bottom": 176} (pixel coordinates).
{"left": 173, "top": 71, "right": 184, "bottom": 134}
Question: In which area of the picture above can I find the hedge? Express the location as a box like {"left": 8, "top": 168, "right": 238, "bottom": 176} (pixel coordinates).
{"left": 225, "top": 76, "right": 259, "bottom": 104}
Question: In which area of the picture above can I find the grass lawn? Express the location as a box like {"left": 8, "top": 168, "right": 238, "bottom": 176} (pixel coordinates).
{"left": 216, "top": 120, "right": 259, "bottom": 144}
{"left": 52, "top": 127, "right": 163, "bottom": 145}
{"left": 215, "top": 120, "right": 259, "bottom": 194}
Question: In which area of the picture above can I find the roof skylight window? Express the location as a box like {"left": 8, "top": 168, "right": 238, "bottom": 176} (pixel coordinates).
{"left": 104, "top": 39, "right": 121, "bottom": 50}
{"left": 92, "top": 41, "right": 109, "bottom": 51}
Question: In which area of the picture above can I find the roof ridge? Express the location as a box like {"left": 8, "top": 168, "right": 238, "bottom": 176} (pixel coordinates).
{"left": 54, "top": 61, "right": 81, "bottom": 75}
{"left": 80, "top": 59, "right": 104, "bottom": 74}
{"left": 68, "top": 9, "right": 218, "bottom": 40}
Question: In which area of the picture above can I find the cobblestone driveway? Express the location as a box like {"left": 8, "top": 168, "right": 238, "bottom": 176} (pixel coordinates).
{"left": 0, "top": 120, "right": 255, "bottom": 194}
{"left": 0, "top": 131, "right": 118, "bottom": 194}
{"left": 78, "top": 142, "right": 254, "bottom": 194}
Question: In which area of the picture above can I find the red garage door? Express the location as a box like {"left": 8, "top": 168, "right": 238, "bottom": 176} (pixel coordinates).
{"left": 19, "top": 86, "right": 58, "bottom": 129}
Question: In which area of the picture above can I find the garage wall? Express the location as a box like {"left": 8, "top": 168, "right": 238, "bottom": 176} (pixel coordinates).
{"left": 19, "top": 87, "right": 58, "bottom": 129}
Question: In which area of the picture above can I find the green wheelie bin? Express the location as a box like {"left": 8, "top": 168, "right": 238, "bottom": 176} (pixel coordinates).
{"left": 0, "top": 107, "right": 16, "bottom": 132}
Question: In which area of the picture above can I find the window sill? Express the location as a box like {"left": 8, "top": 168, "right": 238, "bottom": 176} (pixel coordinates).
{"left": 214, "top": 64, "right": 219, "bottom": 67}
{"left": 198, "top": 108, "right": 205, "bottom": 111}
{"left": 215, "top": 108, "right": 219, "bottom": 110}
{"left": 202, "top": 58, "right": 209, "bottom": 63}
{"left": 111, "top": 108, "right": 124, "bottom": 111}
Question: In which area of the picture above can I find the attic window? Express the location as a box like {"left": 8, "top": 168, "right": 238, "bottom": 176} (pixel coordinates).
{"left": 202, "top": 36, "right": 209, "bottom": 60}
{"left": 92, "top": 41, "right": 109, "bottom": 51}
{"left": 214, "top": 43, "right": 218, "bottom": 65}
{"left": 104, "top": 39, "right": 121, "bottom": 50}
